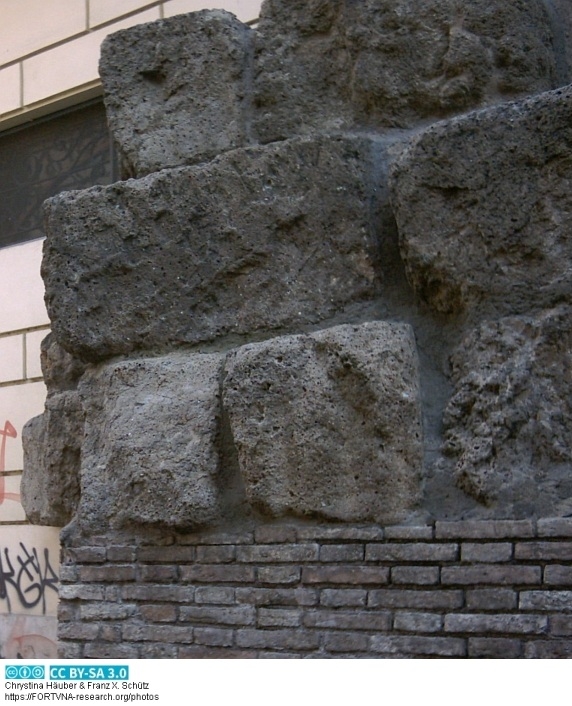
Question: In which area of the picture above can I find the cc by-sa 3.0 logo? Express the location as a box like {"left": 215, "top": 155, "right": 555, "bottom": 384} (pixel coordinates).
{"left": 5, "top": 665, "right": 45, "bottom": 679}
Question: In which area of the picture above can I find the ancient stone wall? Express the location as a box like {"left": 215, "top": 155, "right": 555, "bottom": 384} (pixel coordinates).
{"left": 23, "top": 0, "right": 572, "bottom": 657}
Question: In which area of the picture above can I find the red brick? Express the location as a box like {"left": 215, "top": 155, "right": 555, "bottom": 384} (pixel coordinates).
{"left": 195, "top": 545, "right": 236, "bottom": 563}
{"left": 178, "top": 646, "right": 257, "bottom": 658}
{"left": 122, "top": 585, "right": 195, "bottom": 602}
{"left": 235, "top": 587, "right": 318, "bottom": 606}
{"left": 441, "top": 565, "right": 541, "bottom": 585}
{"left": 445, "top": 613, "right": 547, "bottom": 635}
{"left": 137, "top": 546, "right": 195, "bottom": 562}
{"left": 257, "top": 608, "right": 302, "bottom": 627}
{"left": 303, "top": 609, "right": 391, "bottom": 632}
{"left": 391, "top": 566, "right": 439, "bottom": 585}
{"left": 236, "top": 629, "right": 320, "bottom": 651}
{"left": 515, "top": 541, "right": 572, "bottom": 561}
{"left": 371, "top": 635, "right": 465, "bottom": 657}
{"left": 140, "top": 604, "right": 178, "bottom": 623}
{"left": 194, "top": 627, "right": 234, "bottom": 647}
{"left": 461, "top": 543, "right": 512, "bottom": 563}
{"left": 140, "top": 564, "right": 178, "bottom": 582}
{"left": 544, "top": 565, "right": 572, "bottom": 585}
{"left": 302, "top": 565, "right": 389, "bottom": 585}
{"left": 393, "top": 612, "right": 442, "bottom": 633}
{"left": 236, "top": 544, "right": 319, "bottom": 563}
{"left": 466, "top": 589, "right": 517, "bottom": 610}
{"left": 324, "top": 631, "right": 370, "bottom": 652}
{"left": 368, "top": 589, "right": 463, "bottom": 610}
{"left": 550, "top": 615, "right": 572, "bottom": 636}
{"left": 320, "top": 589, "right": 367, "bottom": 607}
{"left": 519, "top": 590, "right": 572, "bottom": 611}
{"left": 122, "top": 624, "right": 194, "bottom": 643}
{"left": 319, "top": 544, "right": 364, "bottom": 562}
{"left": 179, "top": 605, "right": 256, "bottom": 626}
{"left": 181, "top": 564, "right": 255, "bottom": 583}
{"left": 524, "top": 640, "right": 572, "bottom": 658}
{"left": 296, "top": 526, "right": 384, "bottom": 541}
{"left": 365, "top": 543, "right": 458, "bottom": 562}
{"left": 537, "top": 518, "right": 572, "bottom": 537}
{"left": 257, "top": 566, "right": 301, "bottom": 585}
{"left": 468, "top": 638, "right": 522, "bottom": 658}
{"left": 435, "top": 520, "right": 534, "bottom": 539}
{"left": 79, "top": 565, "right": 136, "bottom": 582}
{"left": 194, "top": 586, "right": 236, "bottom": 605}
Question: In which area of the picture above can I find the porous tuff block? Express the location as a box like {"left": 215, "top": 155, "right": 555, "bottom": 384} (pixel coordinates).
{"left": 443, "top": 306, "right": 572, "bottom": 514}
{"left": 223, "top": 321, "right": 423, "bottom": 524}
{"left": 100, "top": 10, "right": 252, "bottom": 177}
{"left": 253, "top": 0, "right": 556, "bottom": 142}
{"left": 43, "top": 136, "right": 380, "bottom": 362}
{"left": 76, "top": 353, "right": 229, "bottom": 531}
{"left": 21, "top": 391, "right": 83, "bottom": 527}
{"left": 390, "top": 84, "right": 572, "bottom": 318}
{"left": 40, "top": 333, "right": 87, "bottom": 394}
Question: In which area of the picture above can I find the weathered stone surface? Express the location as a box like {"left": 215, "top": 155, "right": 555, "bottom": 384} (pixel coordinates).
{"left": 547, "top": 0, "right": 572, "bottom": 84}
{"left": 43, "top": 136, "right": 380, "bottom": 361}
{"left": 223, "top": 321, "right": 422, "bottom": 524}
{"left": 77, "top": 353, "right": 230, "bottom": 531}
{"left": 443, "top": 306, "right": 572, "bottom": 515}
{"left": 390, "top": 84, "right": 572, "bottom": 318}
{"left": 254, "top": 0, "right": 556, "bottom": 142}
{"left": 40, "top": 333, "right": 87, "bottom": 394}
{"left": 21, "top": 392, "right": 83, "bottom": 527}
{"left": 100, "top": 10, "right": 252, "bottom": 177}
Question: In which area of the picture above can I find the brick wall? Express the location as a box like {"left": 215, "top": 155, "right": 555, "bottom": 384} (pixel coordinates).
{"left": 58, "top": 519, "right": 572, "bottom": 659}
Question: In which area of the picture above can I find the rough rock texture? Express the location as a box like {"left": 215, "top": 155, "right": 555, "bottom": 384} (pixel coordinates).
{"left": 40, "top": 333, "right": 87, "bottom": 393}
{"left": 20, "top": 334, "right": 87, "bottom": 526}
{"left": 253, "top": 0, "right": 557, "bottom": 142}
{"left": 390, "top": 84, "right": 572, "bottom": 318}
{"left": 443, "top": 306, "right": 572, "bottom": 516}
{"left": 26, "top": 0, "right": 572, "bottom": 538}
{"left": 547, "top": 0, "right": 572, "bottom": 84}
{"left": 43, "top": 135, "right": 380, "bottom": 362}
{"left": 21, "top": 392, "right": 83, "bottom": 527}
{"left": 98, "top": 0, "right": 563, "bottom": 176}
{"left": 100, "top": 10, "right": 252, "bottom": 178}
{"left": 77, "top": 354, "right": 231, "bottom": 531}
{"left": 223, "top": 322, "right": 423, "bottom": 524}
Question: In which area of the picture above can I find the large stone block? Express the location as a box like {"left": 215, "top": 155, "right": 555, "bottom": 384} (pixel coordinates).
{"left": 21, "top": 392, "right": 83, "bottom": 527}
{"left": 40, "top": 333, "right": 87, "bottom": 394}
{"left": 77, "top": 354, "right": 230, "bottom": 531}
{"left": 390, "top": 84, "right": 572, "bottom": 318}
{"left": 254, "top": 0, "right": 556, "bottom": 142}
{"left": 100, "top": 10, "right": 252, "bottom": 177}
{"left": 223, "top": 322, "right": 423, "bottom": 524}
{"left": 443, "top": 306, "right": 572, "bottom": 516}
{"left": 43, "top": 136, "right": 380, "bottom": 362}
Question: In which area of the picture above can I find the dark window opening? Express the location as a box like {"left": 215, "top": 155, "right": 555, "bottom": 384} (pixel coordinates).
{"left": 0, "top": 99, "right": 117, "bottom": 249}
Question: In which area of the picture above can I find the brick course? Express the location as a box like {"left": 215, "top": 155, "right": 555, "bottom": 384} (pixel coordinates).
{"left": 58, "top": 520, "right": 572, "bottom": 658}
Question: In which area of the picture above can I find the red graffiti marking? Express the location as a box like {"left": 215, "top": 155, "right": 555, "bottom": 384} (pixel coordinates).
{"left": 0, "top": 420, "right": 19, "bottom": 505}
{"left": 2, "top": 616, "right": 57, "bottom": 659}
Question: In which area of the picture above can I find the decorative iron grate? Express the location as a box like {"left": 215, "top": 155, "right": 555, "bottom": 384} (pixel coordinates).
{"left": 0, "top": 100, "right": 116, "bottom": 249}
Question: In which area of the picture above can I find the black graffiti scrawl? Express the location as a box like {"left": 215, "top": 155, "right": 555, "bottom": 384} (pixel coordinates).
{"left": 0, "top": 543, "right": 58, "bottom": 614}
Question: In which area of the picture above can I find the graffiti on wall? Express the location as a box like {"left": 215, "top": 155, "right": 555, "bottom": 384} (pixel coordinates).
{"left": 0, "top": 542, "right": 58, "bottom": 614}
{"left": 0, "top": 420, "right": 20, "bottom": 505}
{"left": 0, "top": 526, "right": 60, "bottom": 659}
